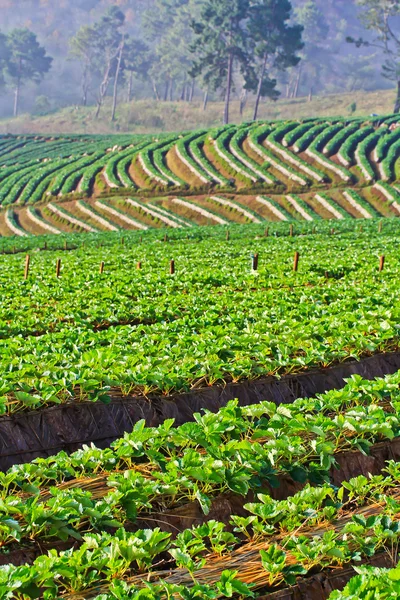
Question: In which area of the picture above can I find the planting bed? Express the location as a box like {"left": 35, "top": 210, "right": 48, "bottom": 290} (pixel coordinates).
{"left": 0, "top": 116, "right": 399, "bottom": 597}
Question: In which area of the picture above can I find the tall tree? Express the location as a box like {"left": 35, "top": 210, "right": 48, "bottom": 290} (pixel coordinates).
{"left": 289, "top": 1, "right": 328, "bottom": 99}
{"left": 248, "top": 0, "right": 303, "bottom": 120}
{"left": 69, "top": 26, "right": 99, "bottom": 107}
{"left": 348, "top": 0, "right": 400, "bottom": 112}
{"left": 190, "top": 0, "right": 251, "bottom": 124}
{"left": 6, "top": 29, "right": 52, "bottom": 117}
{"left": 123, "top": 38, "right": 152, "bottom": 103}
{"left": 0, "top": 32, "right": 10, "bottom": 92}
{"left": 143, "top": 0, "right": 200, "bottom": 104}
{"left": 92, "top": 5, "right": 125, "bottom": 119}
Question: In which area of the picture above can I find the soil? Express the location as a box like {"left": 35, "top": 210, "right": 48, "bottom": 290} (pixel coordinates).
{"left": 0, "top": 351, "right": 399, "bottom": 470}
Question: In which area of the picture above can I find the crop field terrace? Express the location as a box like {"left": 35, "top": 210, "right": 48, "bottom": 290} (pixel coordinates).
{"left": 0, "top": 116, "right": 400, "bottom": 599}
{"left": 0, "top": 115, "right": 400, "bottom": 237}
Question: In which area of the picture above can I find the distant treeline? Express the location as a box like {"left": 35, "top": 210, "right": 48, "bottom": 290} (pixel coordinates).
{"left": 0, "top": 0, "right": 398, "bottom": 122}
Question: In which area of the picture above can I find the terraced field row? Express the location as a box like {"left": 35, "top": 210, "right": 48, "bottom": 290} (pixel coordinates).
{"left": 0, "top": 184, "right": 399, "bottom": 237}
{"left": 1, "top": 116, "right": 400, "bottom": 210}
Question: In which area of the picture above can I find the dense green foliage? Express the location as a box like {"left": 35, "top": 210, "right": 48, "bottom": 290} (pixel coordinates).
{"left": 0, "top": 220, "right": 397, "bottom": 411}
{"left": 1, "top": 371, "right": 400, "bottom": 596}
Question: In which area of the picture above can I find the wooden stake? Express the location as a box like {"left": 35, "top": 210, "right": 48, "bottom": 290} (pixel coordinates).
{"left": 312, "top": 226, "right": 316, "bottom": 234}
{"left": 289, "top": 224, "right": 294, "bottom": 237}
{"left": 379, "top": 255, "right": 385, "bottom": 272}
{"left": 44, "top": 241, "right": 47, "bottom": 250}
{"left": 226, "top": 230, "right": 230, "bottom": 241}
{"left": 139, "top": 236, "right": 142, "bottom": 243}
{"left": 170, "top": 259, "right": 175, "bottom": 275}
{"left": 164, "top": 233, "right": 168, "bottom": 243}
{"left": 293, "top": 251, "right": 300, "bottom": 272}
{"left": 264, "top": 227, "right": 269, "bottom": 237}
{"left": 121, "top": 237, "right": 125, "bottom": 245}
{"left": 24, "top": 254, "right": 30, "bottom": 280}
{"left": 378, "top": 221, "right": 383, "bottom": 233}
{"left": 331, "top": 228, "right": 335, "bottom": 236}
{"left": 56, "top": 258, "right": 61, "bottom": 278}
{"left": 137, "top": 261, "right": 142, "bottom": 270}
{"left": 252, "top": 253, "right": 259, "bottom": 271}
{"left": 64, "top": 240, "right": 67, "bottom": 251}
{"left": 99, "top": 261, "right": 105, "bottom": 274}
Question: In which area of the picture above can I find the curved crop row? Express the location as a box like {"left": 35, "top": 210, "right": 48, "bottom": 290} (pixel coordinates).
{"left": 18, "top": 158, "right": 75, "bottom": 205}
{"left": 266, "top": 136, "right": 327, "bottom": 183}
{"left": 175, "top": 131, "right": 215, "bottom": 185}
{"left": 48, "top": 153, "right": 103, "bottom": 196}
{"left": 337, "top": 127, "right": 374, "bottom": 167}
{"left": 148, "top": 202, "right": 193, "bottom": 227}
{"left": 95, "top": 200, "right": 148, "bottom": 230}
{"left": 379, "top": 138, "right": 400, "bottom": 181}
{"left": 229, "top": 127, "right": 276, "bottom": 184}
{"left": 171, "top": 197, "right": 229, "bottom": 224}
{"left": 280, "top": 121, "right": 311, "bottom": 146}
{"left": 343, "top": 190, "right": 380, "bottom": 218}
{"left": 314, "top": 193, "right": 349, "bottom": 219}
{"left": 26, "top": 207, "right": 62, "bottom": 234}
{"left": 355, "top": 131, "right": 383, "bottom": 182}
{"left": 187, "top": 132, "right": 231, "bottom": 186}
{"left": 324, "top": 124, "right": 360, "bottom": 156}
{"left": 209, "top": 128, "right": 259, "bottom": 185}
{"left": 208, "top": 195, "right": 263, "bottom": 223}
{"left": 374, "top": 182, "right": 400, "bottom": 214}
{"left": 255, "top": 195, "right": 291, "bottom": 220}
{"left": 293, "top": 123, "right": 328, "bottom": 153}
{"left": 125, "top": 198, "right": 179, "bottom": 228}
{"left": 138, "top": 137, "right": 180, "bottom": 188}
{"left": 5, "top": 209, "right": 28, "bottom": 236}
{"left": 248, "top": 126, "right": 308, "bottom": 185}
{"left": 47, "top": 203, "right": 98, "bottom": 232}
{"left": 79, "top": 156, "right": 110, "bottom": 196}
{"left": 77, "top": 200, "right": 120, "bottom": 231}
{"left": 286, "top": 194, "right": 320, "bottom": 221}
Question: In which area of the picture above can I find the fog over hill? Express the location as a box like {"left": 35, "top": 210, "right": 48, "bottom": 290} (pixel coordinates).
{"left": 0, "top": 0, "right": 398, "bottom": 123}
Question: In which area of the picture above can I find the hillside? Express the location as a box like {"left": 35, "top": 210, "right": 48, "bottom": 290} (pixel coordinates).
{"left": 0, "top": 89, "right": 397, "bottom": 136}
{"left": 0, "top": 113, "right": 399, "bottom": 238}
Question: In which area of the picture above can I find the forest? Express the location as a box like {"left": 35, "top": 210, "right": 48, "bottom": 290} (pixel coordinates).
{"left": 0, "top": 0, "right": 399, "bottom": 124}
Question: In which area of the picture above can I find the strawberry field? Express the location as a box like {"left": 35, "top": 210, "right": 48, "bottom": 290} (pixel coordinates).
{"left": 0, "top": 219, "right": 397, "bottom": 598}
{"left": 0, "top": 116, "right": 400, "bottom": 598}
{"left": 0, "top": 115, "right": 400, "bottom": 237}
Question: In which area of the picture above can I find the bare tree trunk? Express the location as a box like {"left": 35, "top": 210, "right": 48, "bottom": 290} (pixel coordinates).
{"left": 82, "top": 65, "right": 89, "bottom": 106}
{"left": 286, "top": 83, "right": 290, "bottom": 98}
{"left": 180, "top": 81, "right": 186, "bottom": 101}
{"left": 96, "top": 49, "right": 118, "bottom": 119}
{"left": 189, "top": 78, "right": 195, "bottom": 102}
{"left": 223, "top": 51, "right": 234, "bottom": 125}
{"left": 127, "top": 71, "right": 133, "bottom": 103}
{"left": 293, "top": 64, "right": 302, "bottom": 98}
{"left": 240, "top": 89, "right": 247, "bottom": 117}
{"left": 169, "top": 79, "right": 174, "bottom": 101}
{"left": 394, "top": 80, "right": 400, "bottom": 113}
{"left": 308, "top": 87, "right": 313, "bottom": 102}
{"left": 203, "top": 88, "right": 209, "bottom": 111}
{"left": 253, "top": 52, "right": 268, "bottom": 121}
{"left": 151, "top": 79, "right": 160, "bottom": 101}
{"left": 163, "top": 80, "right": 169, "bottom": 101}
{"left": 14, "top": 58, "right": 22, "bottom": 117}
{"left": 111, "top": 40, "right": 124, "bottom": 122}
{"left": 14, "top": 76, "right": 20, "bottom": 118}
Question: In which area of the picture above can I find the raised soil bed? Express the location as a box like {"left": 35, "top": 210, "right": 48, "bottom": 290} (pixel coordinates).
{"left": 0, "top": 351, "right": 399, "bottom": 470}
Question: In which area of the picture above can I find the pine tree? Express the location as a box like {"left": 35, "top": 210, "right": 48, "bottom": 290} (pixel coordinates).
{"left": 190, "top": 0, "right": 251, "bottom": 124}
{"left": 248, "top": 0, "right": 303, "bottom": 120}
{"left": 6, "top": 29, "right": 52, "bottom": 117}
